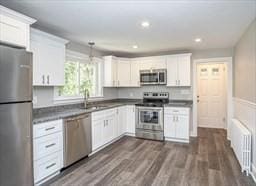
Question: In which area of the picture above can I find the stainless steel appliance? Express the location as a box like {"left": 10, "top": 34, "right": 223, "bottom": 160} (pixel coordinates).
{"left": 63, "top": 113, "right": 92, "bottom": 167}
{"left": 135, "top": 92, "right": 169, "bottom": 141}
{"left": 0, "top": 43, "right": 33, "bottom": 186}
{"left": 140, "top": 69, "right": 167, "bottom": 85}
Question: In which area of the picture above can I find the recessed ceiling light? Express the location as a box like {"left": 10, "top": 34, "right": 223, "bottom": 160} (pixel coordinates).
{"left": 141, "top": 21, "right": 150, "bottom": 28}
{"left": 195, "top": 38, "right": 202, "bottom": 42}
{"left": 132, "top": 45, "right": 138, "bottom": 49}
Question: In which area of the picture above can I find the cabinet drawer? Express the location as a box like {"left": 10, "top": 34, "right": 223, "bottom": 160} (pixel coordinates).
{"left": 33, "top": 120, "right": 63, "bottom": 138}
{"left": 34, "top": 132, "right": 63, "bottom": 161}
{"left": 34, "top": 151, "right": 63, "bottom": 183}
{"left": 164, "top": 107, "right": 189, "bottom": 115}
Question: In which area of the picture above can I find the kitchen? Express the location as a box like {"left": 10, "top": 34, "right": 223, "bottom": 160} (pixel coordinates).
{"left": 0, "top": 1, "right": 256, "bottom": 186}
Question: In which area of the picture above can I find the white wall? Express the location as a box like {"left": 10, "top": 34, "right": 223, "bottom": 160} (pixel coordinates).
{"left": 118, "top": 86, "right": 192, "bottom": 100}
{"left": 233, "top": 19, "right": 256, "bottom": 178}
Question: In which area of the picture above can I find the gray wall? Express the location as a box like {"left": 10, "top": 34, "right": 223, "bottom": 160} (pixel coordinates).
{"left": 234, "top": 19, "right": 256, "bottom": 103}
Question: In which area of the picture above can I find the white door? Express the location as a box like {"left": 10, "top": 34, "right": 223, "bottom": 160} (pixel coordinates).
{"left": 166, "top": 56, "right": 178, "bottom": 86}
{"left": 164, "top": 114, "right": 176, "bottom": 138}
{"left": 91, "top": 119, "right": 104, "bottom": 151}
{"left": 197, "top": 63, "right": 226, "bottom": 128}
{"left": 126, "top": 105, "right": 135, "bottom": 134}
{"left": 175, "top": 115, "right": 189, "bottom": 139}
{"left": 117, "top": 59, "right": 131, "bottom": 87}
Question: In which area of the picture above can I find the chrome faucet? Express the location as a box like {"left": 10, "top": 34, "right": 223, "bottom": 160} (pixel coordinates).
{"left": 84, "top": 89, "right": 89, "bottom": 109}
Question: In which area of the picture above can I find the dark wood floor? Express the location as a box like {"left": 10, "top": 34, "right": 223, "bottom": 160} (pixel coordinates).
{"left": 47, "top": 128, "right": 255, "bottom": 186}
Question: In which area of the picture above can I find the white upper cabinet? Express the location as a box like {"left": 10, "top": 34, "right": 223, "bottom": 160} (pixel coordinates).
{"left": 167, "top": 53, "right": 191, "bottom": 87}
{"left": 0, "top": 5, "right": 36, "bottom": 50}
{"left": 103, "top": 53, "right": 191, "bottom": 87}
{"left": 130, "top": 59, "right": 141, "bottom": 87}
{"left": 138, "top": 57, "right": 166, "bottom": 70}
{"left": 117, "top": 58, "right": 131, "bottom": 87}
{"left": 30, "top": 28, "right": 69, "bottom": 86}
{"left": 103, "top": 56, "right": 118, "bottom": 87}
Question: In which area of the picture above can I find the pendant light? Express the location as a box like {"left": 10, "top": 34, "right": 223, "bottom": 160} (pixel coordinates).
{"left": 88, "top": 42, "right": 95, "bottom": 64}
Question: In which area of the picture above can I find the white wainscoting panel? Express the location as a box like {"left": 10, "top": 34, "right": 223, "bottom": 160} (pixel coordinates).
{"left": 233, "top": 97, "right": 256, "bottom": 181}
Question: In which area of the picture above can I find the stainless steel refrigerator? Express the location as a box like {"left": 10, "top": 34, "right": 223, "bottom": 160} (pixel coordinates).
{"left": 0, "top": 43, "right": 33, "bottom": 186}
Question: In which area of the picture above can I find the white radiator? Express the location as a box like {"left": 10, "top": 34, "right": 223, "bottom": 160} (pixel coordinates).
{"left": 231, "top": 119, "right": 252, "bottom": 175}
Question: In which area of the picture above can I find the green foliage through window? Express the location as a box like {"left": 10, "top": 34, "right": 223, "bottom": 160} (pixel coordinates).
{"left": 58, "top": 60, "right": 99, "bottom": 98}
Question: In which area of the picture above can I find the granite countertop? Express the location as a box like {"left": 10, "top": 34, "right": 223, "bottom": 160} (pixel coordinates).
{"left": 164, "top": 100, "right": 193, "bottom": 107}
{"left": 33, "top": 99, "right": 141, "bottom": 124}
{"left": 33, "top": 99, "right": 193, "bottom": 124}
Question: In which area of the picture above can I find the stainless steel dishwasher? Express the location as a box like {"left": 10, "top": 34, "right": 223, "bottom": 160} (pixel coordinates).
{"left": 63, "top": 113, "right": 92, "bottom": 167}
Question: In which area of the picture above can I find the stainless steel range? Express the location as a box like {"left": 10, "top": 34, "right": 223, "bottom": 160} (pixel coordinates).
{"left": 135, "top": 92, "right": 169, "bottom": 141}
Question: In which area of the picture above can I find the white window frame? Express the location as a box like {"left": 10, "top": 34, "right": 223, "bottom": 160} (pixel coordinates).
{"left": 54, "top": 50, "right": 104, "bottom": 104}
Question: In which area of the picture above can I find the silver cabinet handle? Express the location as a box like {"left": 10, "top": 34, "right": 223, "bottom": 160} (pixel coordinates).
{"left": 173, "top": 116, "right": 175, "bottom": 122}
{"left": 178, "top": 80, "right": 180, "bottom": 85}
{"left": 104, "top": 120, "right": 105, "bottom": 127}
{"left": 42, "top": 75, "right": 45, "bottom": 84}
{"left": 46, "top": 163, "right": 56, "bottom": 169}
{"left": 45, "top": 143, "right": 56, "bottom": 148}
{"left": 45, "top": 127, "right": 55, "bottom": 131}
{"left": 47, "top": 75, "right": 50, "bottom": 84}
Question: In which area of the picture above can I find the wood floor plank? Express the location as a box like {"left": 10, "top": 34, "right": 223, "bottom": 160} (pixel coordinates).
{"left": 47, "top": 128, "right": 255, "bottom": 186}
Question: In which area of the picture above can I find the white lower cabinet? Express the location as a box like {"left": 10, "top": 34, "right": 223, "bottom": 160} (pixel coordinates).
{"left": 33, "top": 120, "right": 63, "bottom": 184}
{"left": 91, "top": 108, "right": 118, "bottom": 151}
{"left": 91, "top": 105, "right": 136, "bottom": 152}
{"left": 164, "top": 107, "right": 190, "bottom": 143}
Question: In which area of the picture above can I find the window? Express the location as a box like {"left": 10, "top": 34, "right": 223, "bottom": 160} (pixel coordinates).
{"left": 55, "top": 50, "right": 103, "bottom": 101}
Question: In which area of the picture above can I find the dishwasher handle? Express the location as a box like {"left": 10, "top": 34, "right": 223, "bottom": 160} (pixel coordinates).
{"left": 65, "top": 113, "right": 90, "bottom": 122}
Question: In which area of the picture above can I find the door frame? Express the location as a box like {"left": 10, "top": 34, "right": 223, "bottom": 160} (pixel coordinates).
{"left": 192, "top": 57, "right": 233, "bottom": 139}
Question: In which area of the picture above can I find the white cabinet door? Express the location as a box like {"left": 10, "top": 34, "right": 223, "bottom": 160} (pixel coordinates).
{"left": 166, "top": 56, "right": 178, "bottom": 86}
{"left": 46, "top": 43, "right": 65, "bottom": 86}
{"left": 117, "top": 59, "right": 131, "bottom": 87}
{"left": 0, "top": 6, "right": 36, "bottom": 50}
{"left": 175, "top": 115, "right": 189, "bottom": 140}
{"left": 0, "top": 15, "right": 27, "bottom": 48}
{"left": 130, "top": 60, "right": 141, "bottom": 87}
{"left": 103, "top": 56, "right": 118, "bottom": 87}
{"left": 164, "top": 114, "right": 176, "bottom": 138}
{"left": 126, "top": 105, "right": 135, "bottom": 134}
{"left": 139, "top": 58, "right": 166, "bottom": 70}
{"left": 30, "top": 39, "right": 45, "bottom": 85}
{"left": 117, "top": 106, "right": 127, "bottom": 136}
{"left": 92, "top": 119, "right": 104, "bottom": 151}
{"left": 178, "top": 55, "right": 191, "bottom": 86}
{"left": 104, "top": 114, "right": 116, "bottom": 143}
{"left": 30, "top": 28, "right": 68, "bottom": 86}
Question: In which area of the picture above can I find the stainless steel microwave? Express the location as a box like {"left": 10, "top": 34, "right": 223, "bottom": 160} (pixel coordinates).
{"left": 140, "top": 69, "right": 167, "bottom": 85}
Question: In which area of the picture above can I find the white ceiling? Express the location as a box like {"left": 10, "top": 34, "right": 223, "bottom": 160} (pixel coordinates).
{"left": 1, "top": 0, "right": 256, "bottom": 55}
